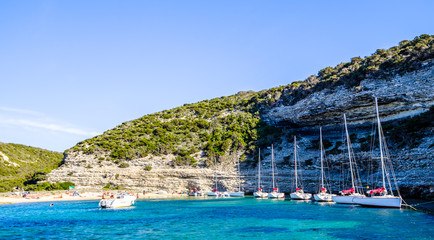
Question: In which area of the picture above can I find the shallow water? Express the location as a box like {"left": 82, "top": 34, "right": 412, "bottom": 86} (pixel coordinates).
{"left": 0, "top": 197, "right": 433, "bottom": 239}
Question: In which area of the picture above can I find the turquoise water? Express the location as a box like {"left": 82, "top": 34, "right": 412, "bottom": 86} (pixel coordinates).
{"left": 0, "top": 197, "right": 433, "bottom": 239}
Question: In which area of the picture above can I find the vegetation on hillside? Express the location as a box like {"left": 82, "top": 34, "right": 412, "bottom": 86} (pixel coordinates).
{"left": 0, "top": 143, "right": 71, "bottom": 192}
{"left": 69, "top": 35, "right": 434, "bottom": 165}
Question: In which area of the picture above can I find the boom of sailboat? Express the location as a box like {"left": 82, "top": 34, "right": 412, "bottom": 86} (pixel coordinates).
{"left": 195, "top": 98, "right": 403, "bottom": 208}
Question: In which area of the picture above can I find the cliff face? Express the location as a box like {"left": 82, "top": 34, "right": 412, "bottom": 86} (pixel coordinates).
{"left": 47, "top": 62, "right": 434, "bottom": 199}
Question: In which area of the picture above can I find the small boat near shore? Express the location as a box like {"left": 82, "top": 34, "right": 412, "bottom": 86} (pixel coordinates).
{"left": 314, "top": 128, "right": 335, "bottom": 202}
{"left": 332, "top": 114, "right": 365, "bottom": 204}
{"left": 230, "top": 154, "right": 244, "bottom": 198}
{"left": 268, "top": 145, "right": 285, "bottom": 199}
{"left": 290, "top": 137, "right": 311, "bottom": 200}
{"left": 99, "top": 192, "right": 136, "bottom": 208}
{"left": 254, "top": 148, "right": 268, "bottom": 198}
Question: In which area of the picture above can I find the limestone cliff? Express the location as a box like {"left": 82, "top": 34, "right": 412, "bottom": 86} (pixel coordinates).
{"left": 47, "top": 36, "right": 434, "bottom": 199}
{"left": 47, "top": 61, "right": 433, "bottom": 199}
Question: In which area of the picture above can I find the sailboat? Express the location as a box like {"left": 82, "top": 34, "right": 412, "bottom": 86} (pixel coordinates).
{"left": 314, "top": 127, "right": 336, "bottom": 202}
{"left": 206, "top": 157, "right": 229, "bottom": 197}
{"left": 230, "top": 154, "right": 245, "bottom": 197}
{"left": 268, "top": 145, "right": 285, "bottom": 199}
{"left": 352, "top": 98, "right": 402, "bottom": 208}
{"left": 332, "top": 114, "right": 365, "bottom": 204}
{"left": 253, "top": 148, "right": 268, "bottom": 198}
{"left": 290, "top": 136, "right": 312, "bottom": 200}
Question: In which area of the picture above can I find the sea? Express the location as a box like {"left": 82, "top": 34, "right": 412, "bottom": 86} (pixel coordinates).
{"left": 0, "top": 197, "right": 433, "bottom": 239}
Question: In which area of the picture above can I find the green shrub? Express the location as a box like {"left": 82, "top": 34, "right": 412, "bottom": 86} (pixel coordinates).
{"left": 118, "top": 162, "right": 130, "bottom": 168}
{"left": 144, "top": 165, "right": 152, "bottom": 171}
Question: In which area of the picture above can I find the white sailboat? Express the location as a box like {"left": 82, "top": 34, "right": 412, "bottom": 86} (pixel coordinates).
{"left": 253, "top": 148, "right": 268, "bottom": 198}
{"left": 268, "top": 145, "right": 285, "bottom": 199}
{"left": 352, "top": 98, "right": 402, "bottom": 208}
{"left": 230, "top": 154, "right": 245, "bottom": 197}
{"left": 332, "top": 114, "right": 364, "bottom": 204}
{"left": 290, "top": 136, "right": 312, "bottom": 200}
{"left": 314, "top": 127, "right": 336, "bottom": 202}
{"left": 206, "top": 157, "right": 228, "bottom": 197}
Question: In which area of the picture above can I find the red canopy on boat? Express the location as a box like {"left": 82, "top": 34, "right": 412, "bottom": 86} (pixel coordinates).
{"left": 321, "top": 187, "right": 326, "bottom": 192}
{"left": 273, "top": 188, "right": 278, "bottom": 191}
{"left": 212, "top": 189, "right": 218, "bottom": 192}
{"left": 341, "top": 187, "right": 355, "bottom": 194}
{"left": 367, "top": 187, "right": 386, "bottom": 195}
{"left": 296, "top": 188, "right": 301, "bottom": 191}
{"left": 258, "top": 188, "right": 262, "bottom": 191}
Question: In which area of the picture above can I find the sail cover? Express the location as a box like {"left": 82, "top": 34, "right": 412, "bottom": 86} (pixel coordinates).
{"left": 367, "top": 187, "right": 386, "bottom": 195}
{"left": 321, "top": 187, "right": 326, "bottom": 192}
{"left": 341, "top": 187, "right": 355, "bottom": 194}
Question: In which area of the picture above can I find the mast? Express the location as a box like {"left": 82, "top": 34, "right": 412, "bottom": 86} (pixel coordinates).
{"left": 258, "top": 148, "right": 261, "bottom": 190}
{"left": 237, "top": 153, "right": 241, "bottom": 192}
{"left": 214, "top": 156, "right": 217, "bottom": 191}
{"left": 375, "top": 98, "right": 386, "bottom": 190}
{"left": 294, "top": 136, "right": 298, "bottom": 189}
{"left": 344, "top": 114, "right": 356, "bottom": 191}
{"left": 320, "top": 127, "right": 324, "bottom": 189}
{"left": 271, "top": 144, "right": 275, "bottom": 190}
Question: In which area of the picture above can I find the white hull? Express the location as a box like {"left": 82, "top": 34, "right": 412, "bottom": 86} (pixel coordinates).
{"left": 268, "top": 192, "right": 285, "bottom": 199}
{"left": 188, "top": 192, "right": 203, "bottom": 196}
{"left": 353, "top": 195, "right": 402, "bottom": 208}
{"left": 206, "top": 192, "right": 218, "bottom": 197}
{"left": 99, "top": 195, "right": 136, "bottom": 208}
{"left": 253, "top": 192, "right": 268, "bottom": 198}
{"left": 229, "top": 192, "right": 244, "bottom": 197}
{"left": 290, "top": 192, "right": 311, "bottom": 200}
{"left": 314, "top": 192, "right": 335, "bottom": 202}
{"left": 332, "top": 194, "right": 364, "bottom": 204}
{"left": 206, "top": 192, "right": 230, "bottom": 197}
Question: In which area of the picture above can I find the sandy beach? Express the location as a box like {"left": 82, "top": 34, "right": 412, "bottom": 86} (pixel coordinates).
{"left": 0, "top": 191, "right": 191, "bottom": 205}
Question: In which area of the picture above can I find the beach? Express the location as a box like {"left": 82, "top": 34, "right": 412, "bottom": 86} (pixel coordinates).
{"left": 0, "top": 190, "right": 190, "bottom": 205}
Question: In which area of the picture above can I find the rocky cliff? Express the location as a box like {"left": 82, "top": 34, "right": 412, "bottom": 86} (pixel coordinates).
{"left": 47, "top": 37, "right": 434, "bottom": 199}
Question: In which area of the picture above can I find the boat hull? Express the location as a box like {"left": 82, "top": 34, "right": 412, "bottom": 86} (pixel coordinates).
{"left": 268, "top": 192, "right": 285, "bottom": 199}
{"left": 314, "top": 193, "right": 335, "bottom": 202}
{"left": 205, "top": 192, "right": 218, "bottom": 197}
{"left": 229, "top": 192, "right": 244, "bottom": 197}
{"left": 253, "top": 192, "right": 268, "bottom": 198}
{"left": 290, "top": 192, "right": 311, "bottom": 200}
{"left": 352, "top": 196, "right": 402, "bottom": 208}
{"left": 332, "top": 194, "right": 364, "bottom": 204}
{"left": 188, "top": 192, "right": 203, "bottom": 197}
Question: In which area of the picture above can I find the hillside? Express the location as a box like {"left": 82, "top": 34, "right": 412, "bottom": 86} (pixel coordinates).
{"left": 68, "top": 34, "right": 433, "bottom": 163}
{"left": 48, "top": 34, "right": 433, "bottom": 198}
{"left": 0, "top": 143, "right": 65, "bottom": 192}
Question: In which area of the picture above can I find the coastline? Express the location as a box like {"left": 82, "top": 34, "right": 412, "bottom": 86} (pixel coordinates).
{"left": 0, "top": 191, "right": 190, "bottom": 205}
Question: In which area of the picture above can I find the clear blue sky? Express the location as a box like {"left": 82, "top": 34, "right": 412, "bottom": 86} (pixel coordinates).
{"left": 0, "top": 1, "right": 433, "bottom": 152}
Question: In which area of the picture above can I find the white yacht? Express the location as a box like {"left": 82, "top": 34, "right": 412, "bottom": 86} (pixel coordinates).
{"left": 99, "top": 192, "right": 136, "bottom": 208}
{"left": 332, "top": 114, "right": 365, "bottom": 204}
{"left": 313, "top": 128, "right": 335, "bottom": 202}
{"left": 253, "top": 148, "right": 268, "bottom": 198}
{"left": 230, "top": 154, "right": 244, "bottom": 197}
{"left": 352, "top": 98, "right": 402, "bottom": 208}
{"left": 290, "top": 136, "right": 311, "bottom": 200}
{"left": 268, "top": 145, "right": 285, "bottom": 199}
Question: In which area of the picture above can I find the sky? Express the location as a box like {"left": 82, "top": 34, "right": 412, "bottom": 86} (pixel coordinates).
{"left": 0, "top": 1, "right": 433, "bottom": 152}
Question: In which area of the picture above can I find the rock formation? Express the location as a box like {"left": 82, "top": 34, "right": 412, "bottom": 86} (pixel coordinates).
{"left": 47, "top": 61, "right": 434, "bottom": 199}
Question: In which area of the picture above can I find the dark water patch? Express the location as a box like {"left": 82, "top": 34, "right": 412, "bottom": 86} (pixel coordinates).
{"left": 235, "top": 226, "right": 290, "bottom": 233}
